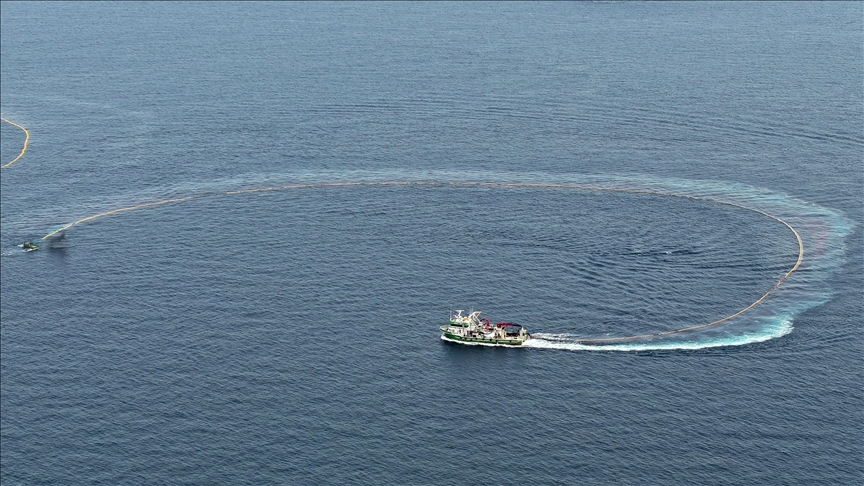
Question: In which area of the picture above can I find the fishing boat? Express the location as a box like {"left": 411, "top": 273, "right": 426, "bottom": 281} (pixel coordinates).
{"left": 440, "top": 310, "right": 531, "bottom": 346}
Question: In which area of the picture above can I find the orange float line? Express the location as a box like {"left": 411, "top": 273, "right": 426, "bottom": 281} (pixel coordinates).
{"left": 38, "top": 180, "right": 803, "bottom": 343}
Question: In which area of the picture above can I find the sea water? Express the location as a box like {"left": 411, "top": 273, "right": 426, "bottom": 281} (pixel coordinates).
{"left": 2, "top": 3, "right": 861, "bottom": 484}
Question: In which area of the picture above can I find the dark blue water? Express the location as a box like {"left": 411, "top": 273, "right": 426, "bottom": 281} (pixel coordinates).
{"left": 2, "top": 3, "right": 861, "bottom": 484}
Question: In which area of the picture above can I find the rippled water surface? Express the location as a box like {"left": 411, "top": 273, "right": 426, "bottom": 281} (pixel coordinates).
{"left": 2, "top": 3, "right": 861, "bottom": 484}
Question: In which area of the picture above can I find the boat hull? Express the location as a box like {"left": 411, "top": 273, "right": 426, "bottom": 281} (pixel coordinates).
{"left": 440, "top": 331, "right": 526, "bottom": 346}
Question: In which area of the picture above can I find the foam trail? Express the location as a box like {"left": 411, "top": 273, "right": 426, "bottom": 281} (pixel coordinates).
{"left": 0, "top": 116, "right": 851, "bottom": 349}
{"left": 525, "top": 318, "right": 793, "bottom": 352}
{"left": 31, "top": 169, "right": 853, "bottom": 350}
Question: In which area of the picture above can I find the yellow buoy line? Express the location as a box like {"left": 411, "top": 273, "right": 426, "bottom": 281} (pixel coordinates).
{"left": 2, "top": 118, "right": 804, "bottom": 344}
{"left": 1, "top": 117, "right": 30, "bottom": 169}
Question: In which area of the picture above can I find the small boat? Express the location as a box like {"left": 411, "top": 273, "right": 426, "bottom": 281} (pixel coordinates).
{"left": 440, "top": 310, "right": 531, "bottom": 346}
{"left": 18, "top": 241, "right": 38, "bottom": 252}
